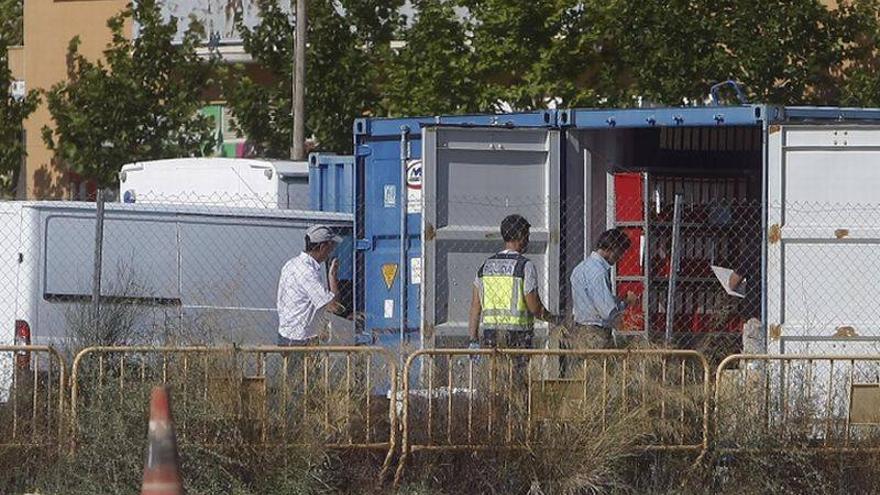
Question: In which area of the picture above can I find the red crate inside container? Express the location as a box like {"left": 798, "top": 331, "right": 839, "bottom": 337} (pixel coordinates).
{"left": 616, "top": 227, "right": 644, "bottom": 277}
{"left": 614, "top": 173, "right": 643, "bottom": 222}
{"left": 616, "top": 281, "right": 644, "bottom": 331}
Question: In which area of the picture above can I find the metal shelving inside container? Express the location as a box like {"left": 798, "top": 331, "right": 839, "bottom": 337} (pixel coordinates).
{"left": 611, "top": 171, "right": 758, "bottom": 341}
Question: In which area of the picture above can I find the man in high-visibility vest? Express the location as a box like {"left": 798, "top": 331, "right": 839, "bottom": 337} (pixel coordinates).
{"left": 468, "top": 214, "right": 558, "bottom": 350}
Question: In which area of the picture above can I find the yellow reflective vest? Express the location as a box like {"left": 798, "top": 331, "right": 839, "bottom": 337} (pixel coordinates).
{"left": 477, "top": 252, "right": 533, "bottom": 331}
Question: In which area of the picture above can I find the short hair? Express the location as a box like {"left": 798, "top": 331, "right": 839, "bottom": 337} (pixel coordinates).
{"left": 596, "top": 228, "right": 631, "bottom": 252}
{"left": 500, "top": 214, "right": 531, "bottom": 242}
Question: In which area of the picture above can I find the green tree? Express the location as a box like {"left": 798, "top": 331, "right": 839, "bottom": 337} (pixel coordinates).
{"left": 226, "top": 0, "right": 402, "bottom": 157}
{"left": 385, "top": 0, "right": 880, "bottom": 113}
{"left": 0, "top": 0, "right": 22, "bottom": 46}
{"left": 573, "top": 0, "right": 880, "bottom": 107}
{"left": 605, "top": 0, "right": 724, "bottom": 105}
{"left": 833, "top": 0, "right": 880, "bottom": 106}
{"left": 709, "top": 0, "right": 843, "bottom": 105}
{"left": 521, "top": 0, "right": 854, "bottom": 108}
{"left": 221, "top": 0, "right": 293, "bottom": 158}
{"left": 522, "top": 2, "right": 631, "bottom": 109}
{"left": 462, "top": 0, "right": 563, "bottom": 110}
{"left": 1, "top": 0, "right": 38, "bottom": 196}
{"left": 1, "top": 40, "right": 39, "bottom": 195}
{"left": 42, "top": 0, "right": 216, "bottom": 189}
{"left": 383, "top": 0, "right": 480, "bottom": 116}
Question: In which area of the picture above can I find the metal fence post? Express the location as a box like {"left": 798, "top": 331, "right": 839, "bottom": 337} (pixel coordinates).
{"left": 665, "top": 194, "right": 683, "bottom": 343}
{"left": 92, "top": 189, "right": 105, "bottom": 337}
{"left": 399, "top": 126, "right": 410, "bottom": 351}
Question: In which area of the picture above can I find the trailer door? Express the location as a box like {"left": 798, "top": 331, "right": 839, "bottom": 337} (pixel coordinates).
{"left": 421, "top": 126, "right": 561, "bottom": 346}
{"left": 767, "top": 125, "right": 880, "bottom": 354}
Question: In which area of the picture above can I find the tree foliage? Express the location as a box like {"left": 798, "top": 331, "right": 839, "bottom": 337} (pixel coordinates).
{"left": 384, "top": 0, "right": 880, "bottom": 113}
{"left": 32, "top": 0, "right": 880, "bottom": 188}
{"left": 224, "top": 0, "right": 402, "bottom": 157}
{"left": 0, "top": 0, "right": 22, "bottom": 46}
{"left": 383, "top": 0, "right": 480, "bottom": 115}
{"left": 122, "top": 0, "right": 880, "bottom": 162}
{"left": 834, "top": 0, "right": 880, "bottom": 106}
{"left": 0, "top": 0, "right": 38, "bottom": 196}
{"left": 42, "top": 0, "right": 216, "bottom": 189}
{"left": 1, "top": 45, "right": 39, "bottom": 195}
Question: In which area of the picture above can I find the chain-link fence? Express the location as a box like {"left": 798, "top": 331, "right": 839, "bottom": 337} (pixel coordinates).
{"left": 423, "top": 192, "right": 880, "bottom": 360}
{"left": 424, "top": 192, "right": 762, "bottom": 359}
{"left": 122, "top": 190, "right": 314, "bottom": 210}
{"left": 0, "top": 185, "right": 877, "bottom": 367}
{"left": 0, "top": 194, "right": 353, "bottom": 358}
{"left": 1, "top": 185, "right": 880, "bottom": 488}
{"left": 765, "top": 201, "right": 880, "bottom": 356}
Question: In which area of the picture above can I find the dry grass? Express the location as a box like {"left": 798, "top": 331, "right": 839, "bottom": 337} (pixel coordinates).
{"left": 34, "top": 365, "right": 344, "bottom": 494}
{"left": 396, "top": 350, "right": 707, "bottom": 494}
{"left": 396, "top": 349, "right": 880, "bottom": 495}
{"left": 52, "top": 347, "right": 394, "bottom": 494}
{"left": 8, "top": 334, "right": 880, "bottom": 493}
{"left": 705, "top": 360, "right": 880, "bottom": 495}
{"left": 0, "top": 295, "right": 394, "bottom": 494}
{"left": 0, "top": 341, "right": 392, "bottom": 493}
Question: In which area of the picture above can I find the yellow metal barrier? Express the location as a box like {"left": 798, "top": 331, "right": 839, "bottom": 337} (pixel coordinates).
{"left": 70, "top": 346, "right": 397, "bottom": 478}
{"left": 0, "top": 345, "right": 67, "bottom": 451}
{"left": 394, "top": 348, "right": 710, "bottom": 485}
{"left": 715, "top": 354, "right": 880, "bottom": 454}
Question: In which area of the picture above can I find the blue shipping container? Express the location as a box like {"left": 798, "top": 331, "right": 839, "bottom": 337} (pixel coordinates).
{"left": 353, "top": 103, "right": 880, "bottom": 357}
{"left": 308, "top": 153, "right": 354, "bottom": 214}
{"left": 353, "top": 111, "right": 559, "bottom": 351}
{"left": 354, "top": 104, "right": 880, "bottom": 356}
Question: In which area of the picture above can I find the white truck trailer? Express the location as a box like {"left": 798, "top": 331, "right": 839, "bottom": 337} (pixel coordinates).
{"left": 118, "top": 158, "right": 310, "bottom": 208}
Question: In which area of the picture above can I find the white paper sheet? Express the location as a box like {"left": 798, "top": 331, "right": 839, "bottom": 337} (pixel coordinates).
{"left": 711, "top": 265, "right": 745, "bottom": 298}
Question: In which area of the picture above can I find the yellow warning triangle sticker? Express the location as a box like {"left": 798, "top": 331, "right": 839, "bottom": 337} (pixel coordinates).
{"left": 381, "top": 264, "right": 398, "bottom": 290}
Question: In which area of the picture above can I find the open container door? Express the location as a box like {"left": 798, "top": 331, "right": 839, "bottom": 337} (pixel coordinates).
{"left": 767, "top": 124, "right": 880, "bottom": 355}
{"left": 420, "top": 126, "right": 561, "bottom": 348}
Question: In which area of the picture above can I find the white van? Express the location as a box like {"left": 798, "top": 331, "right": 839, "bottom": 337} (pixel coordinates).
{"left": 0, "top": 201, "right": 353, "bottom": 386}
{"left": 118, "top": 158, "right": 310, "bottom": 208}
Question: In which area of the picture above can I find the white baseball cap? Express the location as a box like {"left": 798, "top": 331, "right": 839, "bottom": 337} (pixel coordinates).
{"left": 305, "top": 224, "right": 343, "bottom": 244}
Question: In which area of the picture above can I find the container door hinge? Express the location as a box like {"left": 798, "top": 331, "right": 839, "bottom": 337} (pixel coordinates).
{"left": 355, "top": 145, "right": 372, "bottom": 158}
{"left": 834, "top": 326, "right": 858, "bottom": 338}
{"left": 768, "top": 224, "right": 782, "bottom": 244}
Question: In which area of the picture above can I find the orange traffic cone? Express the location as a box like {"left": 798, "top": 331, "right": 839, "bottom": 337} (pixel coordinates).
{"left": 141, "top": 386, "right": 184, "bottom": 495}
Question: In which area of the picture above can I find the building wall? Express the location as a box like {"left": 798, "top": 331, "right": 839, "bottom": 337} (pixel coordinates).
{"left": 17, "top": 2, "right": 272, "bottom": 199}
{"left": 20, "top": 0, "right": 129, "bottom": 199}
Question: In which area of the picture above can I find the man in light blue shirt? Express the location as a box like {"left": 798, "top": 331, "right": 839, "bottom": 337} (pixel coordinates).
{"left": 569, "top": 228, "right": 639, "bottom": 349}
